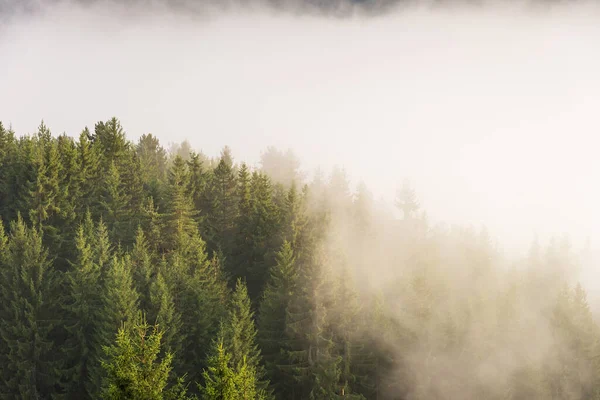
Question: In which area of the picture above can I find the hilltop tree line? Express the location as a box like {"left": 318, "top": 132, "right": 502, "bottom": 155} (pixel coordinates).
{"left": 0, "top": 118, "right": 597, "bottom": 399}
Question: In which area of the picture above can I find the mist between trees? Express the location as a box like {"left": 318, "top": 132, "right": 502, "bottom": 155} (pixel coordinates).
{"left": 0, "top": 118, "right": 595, "bottom": 399}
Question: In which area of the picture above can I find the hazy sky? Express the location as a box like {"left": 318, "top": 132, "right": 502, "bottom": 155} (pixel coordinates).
{"left": 1, "top": 1, "right": 599, "bottom": 255}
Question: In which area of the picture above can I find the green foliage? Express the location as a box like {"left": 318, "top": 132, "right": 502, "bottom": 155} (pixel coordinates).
{"left": 64, "top": 219, "right": 104, "bottom": 399}
{"left": 0, "top": 118, "right": 599, "bottom": 400}
{"left": 258, "top": 241, "right": 297, "bottom": 396}
{"left": 201, "top": 334, "right": 238, "bottom": 400}
{"left": 201, "top": 331, "right": 263, "bottom": 400}
{"left": 224, "top": 279, "right": 270, "bottom": 399}
{"left": 0, "top": 215, "right": 65, "bottom": 398}
{"left": 101, "top": 313, "right": 174, "bottom": 400}
{"left": 202, "top": 147, "right": 238, "bottom": 261}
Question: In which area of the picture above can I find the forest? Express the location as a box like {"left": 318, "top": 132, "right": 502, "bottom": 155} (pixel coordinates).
{"left": 0, "top": 117, "right": 597, "bottom": 399}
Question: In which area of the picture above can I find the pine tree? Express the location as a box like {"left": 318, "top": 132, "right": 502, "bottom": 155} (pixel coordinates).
{"left": 175, "top": 240, "right": 228, "bottom": 390}
{"left": 94, "top": 117, "right": 129, "bottom": 171}
{"left": 164, "top": 155, "right": 198, "bottom": 251}
{"left": 137, "top": 133, "right": 168, "bottom": 185}
{"left": 101, "top": 312, "right": 174, "bottom": 400}
{"left": 149, "top": 271, "right": 182, "bottom": 359}
{"left": 187, "top": 151, "right": 208, "bottom": 220}
{"left": 28, "top": 123, "right": 62, "bottom": 228}
{"left": 55, "top": 134, "right": 81, "bottom": 261}
{"left": 99, "top": 160, "right": 132, "bottom": 245}
{"left": 258, "top": 241, "right": 297, "bottom": 396}
{"left": 395, "top": 179, "right": 419, "bottom": 220}
{"left": 203, "top": 147, "right": 238, "bottom": 260}
{"left": 231, "top": 163, "right": 253, "bottom": 282}
{"left": 63, "top": 219, "right": 103, "bottom": 399}
{"left": 0, "top": 123, "right": 18, "bottom": 223}
{"left": 120, "top": 151, "right": 146, "bottom": 244}
{"left": 90, "top": 253, "right": 139, "bottom": 396}
{"left": 201, "top": 333, "right": 237, "bottom": 400}
{"left": 131, "top": 227, "right": 155, "bottom": 315}
{"left": 245, "top": 172, "right": 279, "bottom": 302}
{"left": 141, "top": 196, "right": 164, "bottom": 255}
{"left": 224, "top": 279, "right": 269, "bottom": 398}
{"left": 0, "top": 214, "right": 65, "bottom": 398}
{"left": 76, "top": 128, "right": 102, "bottom": 217}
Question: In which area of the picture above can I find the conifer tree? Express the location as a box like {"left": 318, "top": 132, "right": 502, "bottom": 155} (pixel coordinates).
{"left": 149, "top": 271, "right": 182, "bottom": 358}
{"left": 0, "top": 123, "right": 17, "bottom": 223}
{"left": 201, "top": 333, "right": 237, "bottom": 400}
{"left": 90, "top": 253, "right": 139, "bottom": 395}
{"left": 94, "top": 117, "right": 129, "bottom": 171}
{"left": 29, "top": 124, "right": 62, "bottom": 228}
{"left": 224, "top": 279, "right": 269, "bottom": 398}
{"left": 76, "top": 128, "right": 102, "bottom": 217}
{"left": 99, "top": 160, "right": 132, "bottom": 245}
{"left": 203, "top": 147, "right": 238, "bottom": 260}
{"left": 131, "top": 227, "right": 155, "bottom": 315}
{"left": 245, "top": 172, "right": 279, "bottom": 302}
{"left": 258, "top": 241, "right": 297, "bottom": 396}
{"left": 0, "top": 215, "right": 64, "bottom": 398}
{"left": 55, "top": 134, "right": 81, "bottom": 258}
{"left": 395, "top": 179, "right": 419, "bottom": 220}
{"left": 164, "top": 155, "right": 198, "bottom": 251}
{"left": 120, "top": 151, "right": 146, "bottom": 243}
{"left": 137, "top": 133, "right": 168, "bottom": 186}
{"left": 141, "top": 196, "right": 164, "bottom": 254}
{"left": 175, "top": 241, "right": 228, "bottom": 390}
{"left": 94, "top": 218, "right": 113, "bottom": 277}
{"left": 101, "top": 312, "right": 173, "bottom": 400}
{"left": 64, "top": 218, "right": 103, "bottom": 399}
{"left": 231, "top": 163, "right": 253, "bottom": 282}
{"left": 187, "top": 151, "right": 208, "bottom": 219}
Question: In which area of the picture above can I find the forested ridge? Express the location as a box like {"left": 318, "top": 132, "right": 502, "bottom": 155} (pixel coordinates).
{"left": 0, "top": 117, "right": 597, "bottom": 399}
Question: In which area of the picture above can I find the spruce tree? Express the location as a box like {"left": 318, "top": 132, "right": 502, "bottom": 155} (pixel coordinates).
{"left": 245, "top": 172, "right": 279, "bottom": 302}
{"left": 101, "top": 312, "right": 173, "bottom": 400}
{"left": 94, "top": 117, "right": 129, "bottom": 171}
{"left": 187, "top": 151, "right": 208, "bottom": 221}
{"left": 63, "top": 219, "right": 103, "bottom": 399}
{"left": 0, "top": 214, "right": 65, "bottom": 398}
{"left": 137, "top": 133, "right": 168, "bottom": 186}
{"left": 201, "top": 333, "right": 237, "bottom": 400}
{"left": 90, "top": 253, "right": 139, "bottom": 396}
{"left": 175, "top": 238, "right": 228, "bottom": 390}
{"left": 76, "top": 128, "right": 102, "bottom": 217}
{"left": 203, "top": 147, "right": 238, "bottom": 260}
{"left": 164, "top": 155, "right": 198, "bottom": 251}
{"left": 224, "top": 279, "right": 269, "bottom": 398}
{"left": 231, "top": 163, "right": 253, "bottom": 282}
{"left": 131, "top": 227, "right": 155, "bottom": 315}
{"left": 258, "top": 241, "right": 297, "bottom": 397}
{"left": 149, "top": 271, "right": 182, "bottom": 358}
{"left": 99, "top": 160, "right": 131, "bottom": 245}
{"left": 0, "top": 123, "right": 17, "bottom": 223}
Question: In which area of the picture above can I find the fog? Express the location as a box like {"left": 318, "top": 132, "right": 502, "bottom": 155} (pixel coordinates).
{"left": 3, "top": 2, "right": 600, "bottom": 397}
{"left": 1, "top": 0, "right": 599, "bottom": 255}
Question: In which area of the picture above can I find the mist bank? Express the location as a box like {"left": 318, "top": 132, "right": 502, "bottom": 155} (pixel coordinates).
{"left": 2, "top": 1, "right": 599, "bottom": 255}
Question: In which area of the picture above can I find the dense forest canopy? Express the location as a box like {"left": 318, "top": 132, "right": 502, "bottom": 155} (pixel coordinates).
{"left": 0, "top": 118, "right": 596, "bottom": 399}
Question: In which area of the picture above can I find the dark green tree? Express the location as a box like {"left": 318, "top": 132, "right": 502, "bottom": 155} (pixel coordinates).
{"left": 90, "top": 253, "right": 139, "bottom": 395}
{"left": 0, "top": 215, "right": 65, "bottom": 398}
{"left": 258, "top": 241, "right": 297, "bottom": 397}
{"left": 63, "top": 217, "right": 104, "bottom": 399}
{"left": 224, "top": 279, "right": 269, "bottom": 398}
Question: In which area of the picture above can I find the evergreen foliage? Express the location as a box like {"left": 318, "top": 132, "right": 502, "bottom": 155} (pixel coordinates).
{"left": 0, "top": 117, "right": 597, "bottom": 399}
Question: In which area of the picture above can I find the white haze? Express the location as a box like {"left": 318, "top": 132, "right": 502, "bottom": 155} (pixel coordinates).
{"left": 1, "top": 1, "right": 599, "bottom": 261}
